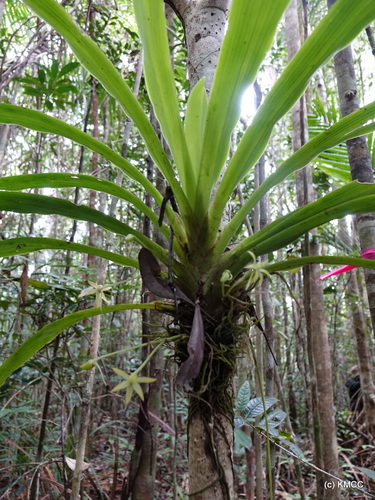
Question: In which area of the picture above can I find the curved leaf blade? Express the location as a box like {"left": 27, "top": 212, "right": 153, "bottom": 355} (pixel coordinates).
{"left": 250, "top": 187, "right": 375, "bottom": 259}
{"left": 264, "top": 255, "right": 375, "bottom": 275}
{"left": 184, "top": 78, "right": 208, "bottom": 188}
{"left": 133, "top": 0, "right": 194, "bottom": 194}
{"left": 0, "top": 237, "right": 138, "bottom": 268}
{"left": 0, "top": 173, "right": 168, "bottom": 239}
{"left": 0, "top": 192, "right": 194, "bottom": 284}
{"left": 209, "top": 182, "right": 375, "bottom": 280}
{"left": 211, "top": 0, "right": 375, "bottom": 232}
{"left": 217, "top": 101, "right": 375, "bottom": 254}
{"left": 20, "top": 0, "right": 189, "bottom": 214}
{"left": 198, "top": 0, "right": 290, "bottom": 210}
{"left": 0, "top": 191, "right": 167, "bottom": 263}
{"left": 0, "top": 104, "right": 156, "bottom": 200}
{"left": 0, "top": 303, "right": 156, "bottom": 387}
{"left": 0, "top": 104, "right": 187, "bottom": 244}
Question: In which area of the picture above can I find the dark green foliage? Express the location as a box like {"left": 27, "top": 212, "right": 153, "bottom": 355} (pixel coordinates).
{"left": 13, "top": 60, "right": 80, "bottom": 110}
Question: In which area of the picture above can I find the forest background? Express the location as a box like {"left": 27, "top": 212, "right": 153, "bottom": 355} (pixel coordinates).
{"left": 0, "top": 0, "right": 375, "bottom": 499}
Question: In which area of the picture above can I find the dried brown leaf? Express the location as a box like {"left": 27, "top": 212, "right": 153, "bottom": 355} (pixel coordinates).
{"left": 138, "top": 248, "right": 192, "bottom": 304}
{"left": 175, "top": 303, "right": 204, "bottom": 391}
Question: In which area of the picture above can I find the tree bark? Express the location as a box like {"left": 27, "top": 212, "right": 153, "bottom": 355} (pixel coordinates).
{"left": 188, "top": 409, "right": 234, "bottom": 499}
{"left": 166, "top": 0, "right": 230, "bottom": 90}
{"left": 348, "top": 270, "right": 375, "bottom": 439}
{"left": 252, "top": 85, "right": 265, "bottom": 500}
{"left": 285, "top": 3, "right": 340, "bottom": 497}
{"left": 71, "top": 260, "right": 107, "bottom": 499}
{"left": 87, "top": 77, "right": 99, "bottom": 268}
{"left": 257, "top": 97, "right": 276, "bottom": 496}
{"left": 125, "top": 113, "right": 164, "bottom": 500}
{"left": 366, "top": 26, "right": 375, "bottom": 55}
{"left": 29, "top": 338, "right": 60, "bottom": 500}
{"left": 0, "top": 124, "right": 10, "bottom": 175}
{"left": 124, "top": 310, "right": 164, "bottom": 500}
{"left": 307, "top": 238, "right": 340, "bottom": 498}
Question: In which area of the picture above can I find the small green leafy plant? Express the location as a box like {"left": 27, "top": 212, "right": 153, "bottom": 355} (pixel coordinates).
{"left": 234, "top": 381, "right": 304, "bottom": 459}
{"left": 13, "top": 59, "right": 80, "bottom": 111}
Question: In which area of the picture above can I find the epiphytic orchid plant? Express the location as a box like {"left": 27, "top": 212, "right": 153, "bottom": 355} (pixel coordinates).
{"left": 1, "top": 0, "right": 375, "bottom": 494}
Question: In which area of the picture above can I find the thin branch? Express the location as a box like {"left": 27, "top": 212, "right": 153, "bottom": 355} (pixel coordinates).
{"left": 164, "top": 0, "right": 185, "bottom": 28}
{"left": 365, "top": 26, "right": 375, "bottom": 57}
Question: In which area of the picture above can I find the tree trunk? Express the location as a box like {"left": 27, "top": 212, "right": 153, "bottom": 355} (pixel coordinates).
{"left": 71, "top": 260, "right": 107, "bottom": 499}
{"left": 257, "top": 98, "right": 277, "bottom": 496}
{"left": 307, "top": 238, "right": 340, "bottom": 498}
{"left": 0, "top": 124, "right": 10, "bottom": 175}
{"left": 285, "top": 3, "right": 340, "bottom": 497}
{"left": 182, "top": 282, "right": 238, "bottom": 500}
{"left": 166, "top": 2, "right": 235, "bottom": 498}
{"left": 125, "top": 117, "right": 164, "bottom": 500}
{"left": 168, "top": 0, "right": 230, "bottom": 91}
{"left": 0, "top": 0, "right": 6, "bottom": 27}
{"left": 124, "top": 306, "right": 164, "bottom": 500}
{"left": 29, "top": 338, "right": 60, "bottom": 500}
{"left": 188, "top": 408, "right": 234, "bottom": 499}
{"left": 348, "top": 270, "right": 375, "bottom": 438}
{"left": 87, "top": 77, "right": 99, "bottom": 268}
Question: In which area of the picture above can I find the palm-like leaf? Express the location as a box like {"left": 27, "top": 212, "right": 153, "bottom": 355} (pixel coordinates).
{"left": 308, "top": 95, "right": 351, "bottom": 182}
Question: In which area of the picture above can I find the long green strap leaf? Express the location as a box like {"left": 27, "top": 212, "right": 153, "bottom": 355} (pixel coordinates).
{"left": 236, "top": 185, "right": 375, "bottom": 273}
{"left": 0, "top": 104, "right": 187, "bottom": 245}
{"left": 133, "top": 0, "right": 194, "bottom": 194}
{"left": 0, "top": 191, "right": 168, "bottom": 264}
{"left": 0, "top": 192, "right": 194, "bottom": 285}
{"left": 215, "top": 101, "right": 375, "bottom": 255}
{"left": 20, "top": 0, "right": 190, "bottom": 215}
{"left": 210, "top": 0, "right": 375, "bottom": 234}
{"left": 265, "top": 256, "right": 375, "bottom": 275}
{"left": 0, "top": 173, "right": 169, "bottom": 240}
{"left": 184, "top": 78, "right": 208, "bottom": 191}
{"left": 0, "top": 237, "right": 138, "bottom": 268}
{"left": 206, "top": 182, "right": 375, "bottom": 284}
{"left": 196, "top": 0, "right": 290, "bottom": 214}
{"left": 0, "top": 104, "right": 154, "bottom": 198}
{"left": 0, "top": 303, "right": 157, "bottom": 387}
